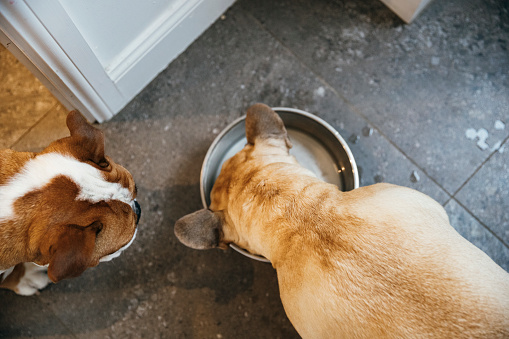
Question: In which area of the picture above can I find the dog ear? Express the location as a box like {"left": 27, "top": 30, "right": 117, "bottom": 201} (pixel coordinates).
{"left": 46, "top": 221, "right": 102, "bottom": 283}
{"left": 174, "top": 209, "right": 226, "bottom": 250}
{"left": 66, "top": 110, "right": 109, "bottom": 168}
{"left": 245, "top": 103, "right": 292, "bottom": 149}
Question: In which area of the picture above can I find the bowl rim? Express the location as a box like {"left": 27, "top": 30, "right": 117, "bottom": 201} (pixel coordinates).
{"left": 200, "top": 106, "right": 359, "bottom": 263}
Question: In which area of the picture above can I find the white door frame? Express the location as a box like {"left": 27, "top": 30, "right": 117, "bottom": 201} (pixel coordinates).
{"left": 0, "top": 0, "right": 236, "bottom": 122}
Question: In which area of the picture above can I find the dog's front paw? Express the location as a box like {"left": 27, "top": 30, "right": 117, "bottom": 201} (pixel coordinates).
{"left": 11, "top": 263, "right": 52, "bottom": 296}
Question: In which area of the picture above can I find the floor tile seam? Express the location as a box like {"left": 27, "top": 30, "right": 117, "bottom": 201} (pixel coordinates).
{"left": 450, "top": 133, "right": 509, "bottom": 199}
{"left": 244, "top": 9, "right": 455, "bottom": 201}
{"left": 442, "top": 196, "right": 453, "bottom": 207}
{"left": 0, "top": 91, "right": 56, "bottom": 98}
{"left": 0, "top": 97, "right": 57, "bottom": 112}
{"left": 8, "top": 102, "right": 59, "bottom": 149}
{"left": 338, "top": 95, "right": 454, "bottom": 198}
{"left": 449, "top": 197, "right": 509, "bottom": 251}
{"left": 35, "top": 294, "right": 78, "bottom": 338}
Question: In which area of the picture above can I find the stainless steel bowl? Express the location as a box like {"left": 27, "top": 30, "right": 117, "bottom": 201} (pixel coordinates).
{"left": 200, "top": 107, "right": 359, "bottom": 262}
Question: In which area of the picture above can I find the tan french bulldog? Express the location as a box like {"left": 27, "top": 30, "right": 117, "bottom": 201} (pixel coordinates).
{"left": 0, "top": 111, "right": 141, "bottom": 295}
{"left": 175, "top": 103, "right": 509, "bottom": 338}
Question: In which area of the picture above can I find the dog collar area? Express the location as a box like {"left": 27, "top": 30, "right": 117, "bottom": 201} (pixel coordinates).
{"left": 229, "top": 244, "right": 271, "bottom": 263}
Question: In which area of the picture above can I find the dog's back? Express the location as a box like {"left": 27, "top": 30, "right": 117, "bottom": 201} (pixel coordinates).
{"left": 273, "top": 181, "right": 509, "bottom": 338}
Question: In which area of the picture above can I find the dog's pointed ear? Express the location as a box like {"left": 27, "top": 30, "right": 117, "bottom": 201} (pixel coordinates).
{"left": 66, "top": 110, "right": 109, "bottom": 168}
{"left": 46, "top": 221, "right": 102, "bottom": 283}
{"left": 245, "top": 103, "right": 292, "bottom": 149}
{"left": 174, "top": 209, "right": 226, "bottom": 250}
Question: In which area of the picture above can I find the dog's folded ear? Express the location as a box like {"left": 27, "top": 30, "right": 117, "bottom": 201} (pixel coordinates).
{"left": 44, "top": 221, "right": 102, "bottom": 283}
{"left": 245, "top": 103, "right": 292, "bottom": 149}
{"left": 66, "top": 110, "right": 109, "bottom": 168}
{"left": 174, "top": 209, "right": 225, "bottom": 250}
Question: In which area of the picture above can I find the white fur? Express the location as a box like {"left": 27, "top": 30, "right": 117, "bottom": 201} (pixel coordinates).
{"left": 0, "top": 153, "right": 133, "bottom": 222}
{"left": 15, "top": 263, "right": 51, "bottom": 296}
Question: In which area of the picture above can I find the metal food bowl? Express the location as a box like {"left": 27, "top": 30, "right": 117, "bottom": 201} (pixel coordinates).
{"left": 200, "top": 107, "right": 359, "bottom": 263}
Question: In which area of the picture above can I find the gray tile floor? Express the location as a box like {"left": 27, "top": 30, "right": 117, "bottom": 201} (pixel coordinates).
{"left": 1, "top": 0, "right": 508, "bottom": 337}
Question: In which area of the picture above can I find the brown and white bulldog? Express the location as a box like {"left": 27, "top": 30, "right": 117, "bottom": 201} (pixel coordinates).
{"left": 0, "top": 110, "right": 141, "bottom": 296}
{"left": 175, "top": 104, "right": 509, "bottom": 338}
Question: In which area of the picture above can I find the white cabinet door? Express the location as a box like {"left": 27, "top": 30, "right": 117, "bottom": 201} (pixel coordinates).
{"left": 0, "top": 0, "right": 235, "bottom": 122}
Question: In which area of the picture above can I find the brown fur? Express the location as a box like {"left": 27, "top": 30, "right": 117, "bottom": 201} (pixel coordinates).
{"left": 175, "top": 103, "right": 509, "bottom": 338}
{"left": 0, "top": 111, "right": 139, "bottom": 294}
{"left": 0, "top": 263, "right": 26, "bottom": 292}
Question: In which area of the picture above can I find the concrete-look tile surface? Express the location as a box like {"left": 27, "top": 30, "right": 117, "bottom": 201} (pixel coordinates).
{"left": 114, "top": 4, "right": 448, "bottom": 203}
{"left": 0, "top": 292, "right": 73, "bottom": 338}
{"left": 455, "top": 139, "right": 509, "bottom": 245}
{"left": 1, "top": 0, "right": 508, "bottom": 338}
{"left": 240, "top": 0, "right": 509, "bottom": 195}
{"left": 0, "top": 45, "right": 60, "bottom": 149}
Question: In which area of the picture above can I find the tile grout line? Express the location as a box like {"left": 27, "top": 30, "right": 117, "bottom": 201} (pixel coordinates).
{"left": 9, "top": 103, "right": 60, "bottom": 149}
{"left": 244, "top": 8, "right": 509, "bottom": 251}
{"left": 244, "top": 9, "right": 453, "bottom": 199}
{"left": 451, "top": 134, "right": 509, "bottom": 198}
{"left": 35, "top": 294, "right": 78, "bottom": 338}
{"left": 450, "top": 196, "right": 509, "bottom": 250}
{"left": 425, "top": 133, "right": 508, "bottom": 207}
{"left": 333, "top": 97, "right": 452, "bottom": 196}
{"left": 446, "top": 134, "right": 509, "bottom": 250}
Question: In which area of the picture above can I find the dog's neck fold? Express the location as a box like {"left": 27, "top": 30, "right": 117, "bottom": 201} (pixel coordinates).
{"left": 220, "top": 155, "right": 332, "bottom": 266}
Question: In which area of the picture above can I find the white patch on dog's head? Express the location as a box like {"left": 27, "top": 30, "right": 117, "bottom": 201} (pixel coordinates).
{"left": 0, "top": 153, "right": 134, "bottom": 222}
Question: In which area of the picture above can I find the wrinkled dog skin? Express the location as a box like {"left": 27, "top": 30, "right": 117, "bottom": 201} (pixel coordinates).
{"left": 0, "top": 111, "right": 141, "bottom": 295}
{"left": 175, "top": 103, "right": 509, "bottom": 338}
